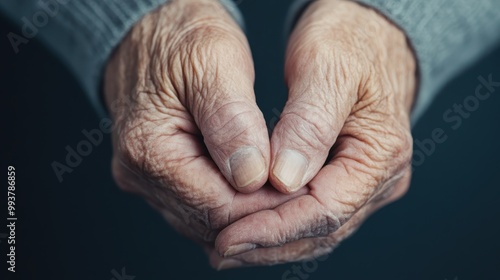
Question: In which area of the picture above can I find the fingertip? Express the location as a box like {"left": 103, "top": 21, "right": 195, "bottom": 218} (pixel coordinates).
{"left": 206, "top": 246, "right": 244, "bottom": 271}
{"left": 215, "top": 222, "right": 256, "bottom": 258}
{"left": 270, "top": 149, "right": 308, "bottom": 194}
{"left": 222, "top": 243, "right": 256, "bottom": 258}
{"left": 229, "top": 146, "right": 268, "bottom": 193}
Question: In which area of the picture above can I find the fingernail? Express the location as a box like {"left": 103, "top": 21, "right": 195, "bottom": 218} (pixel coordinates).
{"left": 272, "top": 149, "right": 308, "bottom": 193}
{"left": 230, "top": 147, "right": 266, "bottom": 190}
{"left": 223, "top": 243, "right": 256, "bottom": 257}
{"left": 217, "top": 259, "right": 243, "bottom": 271}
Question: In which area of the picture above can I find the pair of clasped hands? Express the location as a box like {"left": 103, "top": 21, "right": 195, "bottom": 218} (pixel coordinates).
{"left": 104, "top": 0, "right": 417, "bottom": 270}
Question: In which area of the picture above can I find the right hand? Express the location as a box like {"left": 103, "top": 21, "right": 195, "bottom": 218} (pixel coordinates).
{"left": 104, "top": 0, "right": 301, "bottom": 266}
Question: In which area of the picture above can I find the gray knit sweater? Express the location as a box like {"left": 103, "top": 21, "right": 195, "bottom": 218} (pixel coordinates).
{"left": 1, "top": 0, "right": 499, "bottom": 122}
{"left": 0, "top": 0, "right": 242, "bottom": 116}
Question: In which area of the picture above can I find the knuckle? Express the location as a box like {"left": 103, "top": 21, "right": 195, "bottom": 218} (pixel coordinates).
{"left": 180, "top": 22, "right": 248, "bottom": 68}
{"left": 202, "top": 101, "right": 262, "bottom": 147}
{"left": 280, "top": 106, "right": 336, "bottom": 150}
{"left": 287, "top": 34, "right": 361, "bottom": 88}
{"left": 287, "top": 33, "right": 331, "bottom": 79}
{"left": 291, "top": 37, "right": 330, "bottom": 67}
{"left": 170, "top": 24, "right": 253, "bottom": 110}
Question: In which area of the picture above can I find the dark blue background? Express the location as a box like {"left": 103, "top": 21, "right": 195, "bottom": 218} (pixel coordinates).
{"left": 1, "top": 1, "right": 499, "bottom": 279}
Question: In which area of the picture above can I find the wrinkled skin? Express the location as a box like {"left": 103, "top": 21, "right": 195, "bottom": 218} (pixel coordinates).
{"left": 105, "top": 0, "right": 416, "bottom": 270}
{"left": 104, "top": 0, "right": 305, "bottom": 266}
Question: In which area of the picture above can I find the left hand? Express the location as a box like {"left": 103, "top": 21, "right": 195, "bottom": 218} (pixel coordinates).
{"left": 211, "top": 0, "right": 417, "bottom": 267}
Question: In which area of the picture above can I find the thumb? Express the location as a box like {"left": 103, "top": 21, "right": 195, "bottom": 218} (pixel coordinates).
{"left": 186, "top": 34, "right": 269, "bottom": 193}
{"left": 269, "top": 32, "right": 358, "bottom": 193}
{"left": 200, "top": 96, "right": 269, "bottom": 193}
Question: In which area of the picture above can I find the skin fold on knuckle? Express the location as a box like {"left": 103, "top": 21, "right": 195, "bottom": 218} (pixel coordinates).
{"left": 278, "top": 107, "right": 336, "bottom": 152}
{"left": 201, "top": 101, "right": 260, "bottom": 139}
